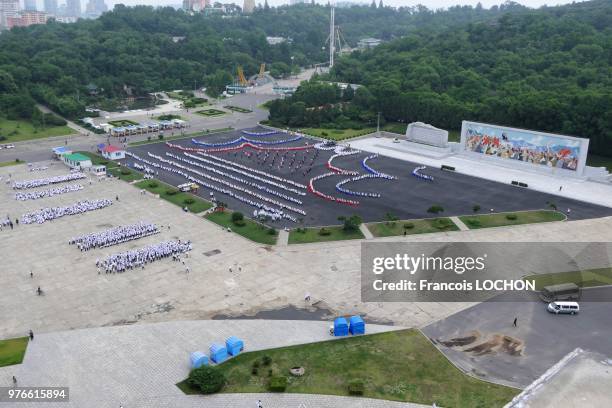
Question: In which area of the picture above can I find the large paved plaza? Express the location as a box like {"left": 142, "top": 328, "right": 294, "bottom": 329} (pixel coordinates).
{"left": 123, "top": 127, "right": 612, "bottom": 228}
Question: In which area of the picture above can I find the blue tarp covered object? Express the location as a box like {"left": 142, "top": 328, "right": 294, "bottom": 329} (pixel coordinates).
{"left": 209, "top": 343, "right": 228, "bottom": 364}
{"left": 334, "top": 317, "right": 349, "bottom": 336}
{"left": 349, "top": 315, "right": 365, "bottom": 335}
{"left": 226, "top": 336, "right": 244, "bottom": 356}
{"left": 190, "top": 351, "right": 208, "bottom": 369}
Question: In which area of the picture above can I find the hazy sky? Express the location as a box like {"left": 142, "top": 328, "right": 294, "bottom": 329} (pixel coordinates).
{"left": 100, "top": 0, "right": 582, "bottom": 10}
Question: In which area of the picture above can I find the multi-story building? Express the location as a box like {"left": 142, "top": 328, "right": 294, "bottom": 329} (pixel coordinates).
{"left": 24, "top": 0, "right": 37, "bottom": 11}
{"left": 0, "top": 0, "right": 19, "bottom": 28}
{"left": 289, "top": 0, "right": 305, "bottom": 5}
{"left": 85, "top": 0, "right": 107, "bottom": 18}
{"left": 242, "top": 0, "right": 254, "bottom": 14}
{"left": 44, "top": 0, "right": 58, "bottom": 16}
{"left": 7, "top": 11, "right": 48, "bottom": 28}
{"left": 65, "top": 0, "right": 81, "bottom": 18}
{"left": 182, "top": 0, "right": 209, "bottom": 12}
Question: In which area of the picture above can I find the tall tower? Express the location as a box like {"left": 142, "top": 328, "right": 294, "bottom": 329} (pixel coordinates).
{"left": 24, "top": 0, "right": 37, "bottom": 11}
{"left": 44, "top": 0, "right": 58, "bottom": 15}
{"left": 243, "top": 0, "right": 255, "bottom": 14}
{"left": 329, "top": 4, "right": 335, "bottom": 68}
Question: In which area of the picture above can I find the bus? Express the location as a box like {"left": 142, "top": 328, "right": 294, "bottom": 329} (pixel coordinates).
{"left": 539, "top": 282, "right": 581, "bottom": 302}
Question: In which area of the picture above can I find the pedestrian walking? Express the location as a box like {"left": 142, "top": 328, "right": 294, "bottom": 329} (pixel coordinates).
{"left": 36, "top": 286, "right": 42, "bottom": 296}
{"left": 513, "top": 317, "right": 518, "bottom": 327}
{"left": 29, "top": 330, "right": 34, "bottom": 341}
{"left": 12, "top": 376, "right": 17, "bottom": 385}
{"left": 30, "top": 271, "right": 33, "bottom": 279}
{"left": 559, "top": 186, "right": 563, "bottom": 192}
{"left": 256, "top": 400, "right": 263, "bottom": 408}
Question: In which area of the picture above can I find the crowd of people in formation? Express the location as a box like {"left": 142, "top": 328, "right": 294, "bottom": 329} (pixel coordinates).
{"left": 0, "top": 217, "right": 14, "bottom": 231}
{"left": 412, "top": 166, "right": 434, "bottom": 181}
{"left": 167, "top": 152, "right": 303, "bottom": 205}
{"left": 20, "top": 199, "right": 113, "bottom": 225}
{"left": 14, "top": 183, "right": 83, "bottom": 201}
{"left": 126, "top": 152, "right": 303, "bottom": 222}
{"left": 327, "top": 150, "right": 360, "bottom": 175}
{"left": 28, "top": 165, "right": 48, "bottom": 172}
{"left": 98, "top": 240, "right": 192, "bottom": 273}
{"left": 308, "top": 172, "right": 360, "bottom": 206}
{"left": 69, "top": 222, "right": 159, "bottom": 251}
{"left": 191, "top": 133, "right": 302, "bottom": 148}
{"left": 336, "top": 174, "right": 383, "bottom": 198}
{"left": 195, "top": 151, "right": 307, "bottom": 190}
{"left": 241, "top": 129, "right": 278, "bottom": 136}
{"left": 12, "top": 172, "right": 87, "bottom": 190}
{"left": 362, "top": 155, "right": 397, "bottom": 180}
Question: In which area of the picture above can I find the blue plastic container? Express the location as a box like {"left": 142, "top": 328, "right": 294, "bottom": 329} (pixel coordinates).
{"left": 209, "top": 343, "right": 228, "bottom": 364}
{"left": 226, "top": 336, "right": 244, "bottom": 356}
{"left": 349, "top": 315, "right": 365, "bottom": 335}
{"left": 190, "top": 351, "right": 208, "bottom": 369}
{"left": 333, "top": 317, "right": 349, "bottom": 336}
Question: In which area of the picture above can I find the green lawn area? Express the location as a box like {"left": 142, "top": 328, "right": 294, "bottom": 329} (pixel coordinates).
{"left": 449, "top": 130, "right": 460, "bottom": 142}
{"left": 0, "top": 159, "right": 25, "bottom": 168}
{"left": 224, "top": 105, "right": 252, "bottom": 113}
{"left": 382, "top": 122, "right": 407, "bottom": 135}
{"left": 129, "top": 127, "right": 234, "bottom": 147}
{"left": 176, "top": 329, "right": 518, "bottom": 407}
{"left": 0, "top": 117, "right": 73, "bottom": 143}
{"left": 587, "top": 154, "right": 612, "bottom": 172}
{"left": 367, "top": 218, "right": 459, "bottom": 237}
{"left": 196, "top": 109, "right": 226, "bottom": 117}
{"left": 0, "top": 337, "right": 29, "bottom": 367}
{"left": 288, "top": 226, "right": 364, "bottom": 244}
{"left": 459, "top": 210, "right": 565, "bottom": 229}
{"left": 108, "top": 167, "right": 143, "bottom": 182}
{"left": 75, "top": 151, "right": 119, "bottom": 168}
{"left": 135, "top": 179, "right": 213, "bottom": 213}
{"left": 108, "top": 119, "right": 138, "bottom": 127}
{"left": 205, "top": 210, "right": 277, "bottom": 245}
{"left": 525, "top": 267, "right": 612, "bottom": 290}
{"left": 300, "top": 127, "right": 375, "bottom": 141}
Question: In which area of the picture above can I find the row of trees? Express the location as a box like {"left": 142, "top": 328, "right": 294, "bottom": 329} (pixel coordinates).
{"left": 271, "top": 0, "right": 612, "bottom": 156}
{"left": 0, "top": 3, "right": 520, "bottom": 122}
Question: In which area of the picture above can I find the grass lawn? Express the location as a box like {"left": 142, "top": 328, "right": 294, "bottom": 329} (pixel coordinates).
{"left": 288, "top": 226, "right": 364, "bottom": 244}
{"left": 382, "top": 122, "right": 407, "bottom": 135}
{"left": 367, "top": 218, "right": 459, "bottom": 237}
{"left": 459, "top": 210, "right": 565, "bottom": 229}
{"left": 108, "top": 119, "right": 138, "bottom": 127}
{"left": 205, "top": 210, "right": 277, "bottom": 245}
{"left": 300, "top": 127, "right": 375, "bottom": 141}
{"left": 135, "top": 179, "right": 213, "bottom": 213}
{"left": 587, "top": 154, "right": 612, "bottom": 172}
{"left": 0, "top": 159, "right": 25, "bottom": 168}
{"left": 0, "top": 337, "right": 29, "bottom": 367}
{"left": 107, "top": 167, "right": 143, "bottom": 182}
{"left": 0, "top": 117, "right": 73, "bottom": 143}
{"left": 196, "top": 109, "right": 226, "bottom": 117}
{"left": 75, "top": 151, "right": 119, "bottom": 168}
{"left": 176, "top": 329, "right": 518, "bottom": 407}
{"left": 224, "top": 105, "right": 252, "bottom": 113}
{"left": 129, "top": 127, "right": 234, "bottom": 147}
{"left": 525, "top": 267, "right": 612, "bottom": 290}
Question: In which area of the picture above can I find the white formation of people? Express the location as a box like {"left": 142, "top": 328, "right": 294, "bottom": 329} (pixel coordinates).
{"left": 69, "top": 222, "right": 160, "bottom": 251}
{"left": 12, "top": 172, "right": 87, "bottom": 190}
{"left": 20, "top": 199, "right": 113, "bottom": 224}
{"left": 99, "top": 240, "right": 192, "bottom": 273}
{"left": 14, "top": 183, "right": 83, "bottom": 201}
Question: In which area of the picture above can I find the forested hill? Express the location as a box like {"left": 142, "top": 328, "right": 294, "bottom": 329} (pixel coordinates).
{"left": 328, "top": 0, "right": 611, "bottom": 155}
{"left": 0, "top": 2, "right": 523, "bottom": 120}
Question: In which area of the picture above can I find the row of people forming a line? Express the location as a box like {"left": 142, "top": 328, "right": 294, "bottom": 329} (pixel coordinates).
{"left": 98, "top": 240, "right": 192, "bottom": 273}
{"left": 20, "top": 199, "right": 113, "bottom": 225}
{"left": 69, "top": 222, "right": 159, "bottom": 251}
{"left": 12, "top": 172, "right": 87, "bottom": 190}
{"left": 14, "top": 183, "right": 83, "bottom": 201}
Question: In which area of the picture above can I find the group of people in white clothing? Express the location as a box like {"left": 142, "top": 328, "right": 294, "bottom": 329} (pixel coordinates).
{"left": 98, "top": 240, "right": 192, "bottom": 273}
{"left": 20, "top": 199, "right": 113, "bottom": 224}
{"left": 69, "top": 222, "right": 159, "bottom": 251}
{"left": 14, "top": 183, "right": 83, "bottom": 201}
{"left": 12, "top": 172, "right": 86, "bottom": 190}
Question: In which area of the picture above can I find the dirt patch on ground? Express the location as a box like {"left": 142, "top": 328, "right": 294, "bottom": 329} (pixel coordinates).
{"left": 438, "top": 330, "right": 524, "bottom": 357}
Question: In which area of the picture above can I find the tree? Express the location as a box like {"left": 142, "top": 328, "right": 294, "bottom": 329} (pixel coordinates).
{"left": 187, "top": 366, "right": 226, "bottom": 394}
{"left": 472, "top": 204, "right": 481, "bottom": 213}
{"left": 338, "top": 215, "right": 362, "bottom": 232}
{"left": 231, "top": 211, "right": 244, "bottom": 223}
{"left": 427, "top": 205, "right": 444, "bottom": 214}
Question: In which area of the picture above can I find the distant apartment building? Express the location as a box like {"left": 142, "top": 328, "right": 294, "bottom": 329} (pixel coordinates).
{"left": 242, "top": 0, "right": 254, "bottom": 14}
{"left": 85, "top": 0, "right": 107, "bottom": 18}
{"left": 24, "top": 0, "right": 37, "bottom": 11}
{"left": 65, "top": 0, "right": 81, "bottom": 17}
{"left": 7, "top": 11, "right": 49, "bottom": 28}
{"left": 44, "top": 0, "right": 58, "bottom": 15}
{"left": 183, "top": 0, "right": 210, "bottom": 12}
{"left": 289, "top": 0, "right": 305, "bottom": 4}
{"left": 0, "top": 0, "right": 19, "bottom": 29}
{"left": 266, "top": 36, "right": 286, "bottom": 45}
{"left": 357, "top": 37, "right": 382, "bottom": 50}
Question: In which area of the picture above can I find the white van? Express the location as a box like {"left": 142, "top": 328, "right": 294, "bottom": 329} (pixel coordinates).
{"left": 547, "top": 301, "right": 579, "bottom": 315}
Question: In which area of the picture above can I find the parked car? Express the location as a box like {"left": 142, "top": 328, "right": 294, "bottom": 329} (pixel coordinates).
{"left": 547, "top": 301, "right": 580, "bottom": 315}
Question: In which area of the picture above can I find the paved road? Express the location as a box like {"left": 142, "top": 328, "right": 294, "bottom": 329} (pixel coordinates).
{"left": 0, "top": 320, "right": 422, "bottom": 408}
{"left": 422, "top": 287, "right": 612, "bottom": 388}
